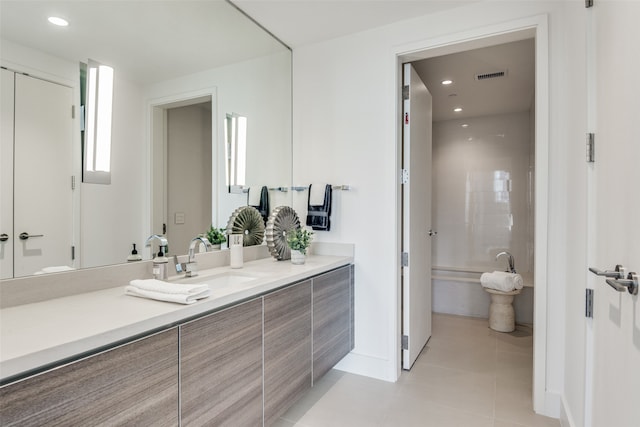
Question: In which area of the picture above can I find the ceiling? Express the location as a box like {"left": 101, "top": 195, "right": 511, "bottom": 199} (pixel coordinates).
{"left": 413, "top": 38, "right": 535, "bottom": 122}
{"left": 235, "top": 0, "right": 534, "bottom": 122}
{"left": 0, "top": 1, "right": 287, "bottom": 84}
{"left": 1, "top": 1, "right": 533, "bottom": 121}
{"left": 233, "top": 0, "right": 479, "bottom": 48}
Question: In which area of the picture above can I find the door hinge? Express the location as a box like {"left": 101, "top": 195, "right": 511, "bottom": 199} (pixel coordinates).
{"left": 71, "top": 105, "right": 75, "bottom": 119}
{"left": 585, "top": 0, "right": 593, "bottom": 8}
{"left": 401, "top": 169, "right": 409, "bottom": 184}
{"left": 402, "top": 335, "right": 409, "bottom": 350}
{"left": 585, "top": 288, "right": 594, "bottom": 318}
{"left": 586, "top": 133, "right": 595, "bottom": 163}
{"left": 402, "top": 85, "right": 410, "bottom": 100}
{"left": 71, "top": 175, "right": 76, "bottom": 190}
{"left": 71, "top": 245, "right": 75, "bottom": 261}
{"left": 401, "top": 252, "right": 409, "bottom": 267}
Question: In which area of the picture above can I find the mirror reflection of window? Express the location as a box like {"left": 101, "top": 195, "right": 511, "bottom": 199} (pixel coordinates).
{"left": 225, "top": 113, "right": 247, "bottom": 192}
{"left": 83, "top": 59, "right": 114, "bottom": 185}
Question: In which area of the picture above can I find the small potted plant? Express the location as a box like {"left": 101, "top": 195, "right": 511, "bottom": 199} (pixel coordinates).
{"left": 203, "top": 225, "right": 226, "bottom": 250}
{"left": 286, "top": 228, "right": 313, "bottom": 265}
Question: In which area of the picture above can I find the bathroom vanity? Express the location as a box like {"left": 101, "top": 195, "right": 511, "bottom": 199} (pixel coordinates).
{"left": 0, "top": 252, "right": 354, "bottom": 426}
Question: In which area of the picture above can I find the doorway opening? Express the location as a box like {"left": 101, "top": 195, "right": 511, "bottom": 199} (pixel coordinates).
{"left": 397, "top": 19, "right": 548, "bottom": 414}
{"left": 149, "top": 93, "right": 215, "bottom": 259}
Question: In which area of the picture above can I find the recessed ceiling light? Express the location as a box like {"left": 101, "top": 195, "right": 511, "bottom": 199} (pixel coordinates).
{"left": 48, "top": 16, "right": 69, "bottom": 27}
{"left": 461, "top": 123, "right": 469, "bottom": 128}
{"left": 454, "top": 107, "right": 463, "bottom": 113}
{"left": 441, "top": 79, "right": 453, "bottom": 85}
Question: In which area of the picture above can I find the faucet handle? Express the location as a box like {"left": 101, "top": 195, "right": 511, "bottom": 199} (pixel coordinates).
{"left": 174, "top": 255, "right": 184, "bottom": 274}
{"left": 185, "top": 262, "right": 198, "bottom": 277}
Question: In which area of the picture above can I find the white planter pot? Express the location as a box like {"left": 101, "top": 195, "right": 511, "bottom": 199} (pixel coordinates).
{"left": 290, "top": 249, "right": 306, "bottom": 265}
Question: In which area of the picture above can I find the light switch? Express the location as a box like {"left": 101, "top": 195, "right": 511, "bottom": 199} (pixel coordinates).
{"left": 174, "top": 212, "right": 185, "bottom": 224}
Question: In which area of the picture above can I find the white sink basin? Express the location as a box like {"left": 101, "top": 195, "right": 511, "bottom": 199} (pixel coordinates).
{"left": 175, "top": 271, "right": 261, "bottom": 286}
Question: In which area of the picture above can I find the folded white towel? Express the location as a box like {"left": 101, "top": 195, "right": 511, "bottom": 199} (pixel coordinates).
{"left": 125, "top": 279, "right": 210, "bottom": 304}
{"left": 480, "top": 271, "right": 523, "bottom": 292}
{"left": 309, "top": 183, "right": 328, "bottom": 205}
{"left": 248, "top": 186, "right": 263, "bottom": 205}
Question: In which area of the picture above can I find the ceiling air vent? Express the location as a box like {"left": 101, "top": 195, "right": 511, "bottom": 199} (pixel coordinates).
{"left": 475, "top": 70, "right": 508, "bottom": 81}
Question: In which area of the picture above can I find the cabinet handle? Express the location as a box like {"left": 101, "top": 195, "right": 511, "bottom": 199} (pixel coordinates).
{"left": 0, "top": 233, "right": 8, "bottom": 242}
{"left": 19, "top": 232, "right": 44, "bottom": 241}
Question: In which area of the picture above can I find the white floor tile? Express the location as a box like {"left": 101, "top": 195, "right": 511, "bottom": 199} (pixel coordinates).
{"left": 276, "top": 314, "right": 560, "bottom": 427}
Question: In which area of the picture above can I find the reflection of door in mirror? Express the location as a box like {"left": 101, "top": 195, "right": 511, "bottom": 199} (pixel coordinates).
{"left": 151, "top": 97, "right": 214, "bottom": 258}
{"left": 1, "top": 69, "right": 74, "bottom": 278}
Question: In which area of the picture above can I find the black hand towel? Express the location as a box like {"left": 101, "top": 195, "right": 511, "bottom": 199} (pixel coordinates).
{"left": 306, "top": 184, "right": 332, "bottom": 231}
{"left": 249, "top": 186, "right": 270, "bottom": 225}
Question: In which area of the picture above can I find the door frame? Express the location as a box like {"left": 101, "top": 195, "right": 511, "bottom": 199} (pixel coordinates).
{"left": 146, "top": 88, "right": 217, "bottom": 259}
{"left": 393, "top": 14, "right": 550, "bottom": 414}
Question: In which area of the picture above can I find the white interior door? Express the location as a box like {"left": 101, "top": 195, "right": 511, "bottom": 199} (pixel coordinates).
{"left": 13, "top": 74, "right": 74, "bottom": 276}
{"left": 589, "top": 2, "right": 640, "bottom": 426}
{"left": 0, "top": 69, "right": 15, "bottom": 279}
{"left": 402, "top": 63, "right": 433, "bottom": 370}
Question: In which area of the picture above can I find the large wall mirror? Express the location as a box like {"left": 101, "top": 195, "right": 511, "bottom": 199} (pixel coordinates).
{"left": 0, "top": 1, "right": 292, "bottom": 279}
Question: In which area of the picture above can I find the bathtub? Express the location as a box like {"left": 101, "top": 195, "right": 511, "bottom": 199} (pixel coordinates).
{"left": 431, "top": 266, "right": 534, "bottom": 325}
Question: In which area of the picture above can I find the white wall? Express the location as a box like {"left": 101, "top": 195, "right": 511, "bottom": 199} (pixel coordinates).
{"left": 293, "top": 1, "right": 586, "bottom": 419}
{"left": 0, "top": 39, "right": 147, "bottom": 269}
{"left": 145, "top": 51, "right": 292, "bottom": 232}
{"left": 432, "top": 112, "right": 534, "bottom": 274}
{"left": 81, "top": 72, "right": 146, "bottom": 267}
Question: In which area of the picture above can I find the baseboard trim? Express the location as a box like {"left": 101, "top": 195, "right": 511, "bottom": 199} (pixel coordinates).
{"left": 560, "top": 393, "right": 578, "bottom": 427}
{"left": 538, "top": 390, "right": 562, "bottom": 419}
{"left": 333, "top": 352, "right": 397, "bottom": 382}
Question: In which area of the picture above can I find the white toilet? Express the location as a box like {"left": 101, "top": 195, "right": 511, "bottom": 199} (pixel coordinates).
{"left": 484, "top": 287, "right": 521, "bottom": 332}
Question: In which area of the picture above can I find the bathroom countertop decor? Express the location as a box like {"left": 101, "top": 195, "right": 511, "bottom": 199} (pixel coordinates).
{"left": 265, "top": 206, "right": 301, "bottom": 261}
{"left": 226, "top": 206, "right": 265, "bottom": 246}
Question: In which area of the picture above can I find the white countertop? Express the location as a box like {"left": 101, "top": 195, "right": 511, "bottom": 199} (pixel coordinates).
{"left": 0, "top": 255, "right": 352, "bottom": 382}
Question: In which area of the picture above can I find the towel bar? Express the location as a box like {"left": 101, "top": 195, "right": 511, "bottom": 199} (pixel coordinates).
{"left": 292, "top": 185, "right": 351, "bottom": 191}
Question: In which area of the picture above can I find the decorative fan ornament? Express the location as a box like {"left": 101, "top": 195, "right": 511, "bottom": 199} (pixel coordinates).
{"left": 226, "top": 206, "right": 265, "bottom": 246}
{"left": 265, "top": 206, "right": 301, "bottom": 260}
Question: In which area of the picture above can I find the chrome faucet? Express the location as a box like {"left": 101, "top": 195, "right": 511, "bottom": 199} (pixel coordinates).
{"left": 144, "top": 234, "right": 169, "bottom": 255}
{"left": 496, "top": 251, "right": 516, "bottom": 273}
{"left": 182, "top": 236, "right": 212, "bottom": 277}
{"left": 146, "top": 234, "right": 169, "bottom": 279}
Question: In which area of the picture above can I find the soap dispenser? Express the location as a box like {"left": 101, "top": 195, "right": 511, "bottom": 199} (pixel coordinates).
{"left": 229, "top": 234, "right": 243, "bottom": 269}
{"left": 153, "top": 245, "right": 170, "bottom": 279}
{"left": 127, "top": 243, "right": 142, "bottom": 262}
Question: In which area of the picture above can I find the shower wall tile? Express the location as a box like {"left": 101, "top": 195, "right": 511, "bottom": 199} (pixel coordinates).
{"left": 432, "top": 112, "right": 534, "bottom": 274}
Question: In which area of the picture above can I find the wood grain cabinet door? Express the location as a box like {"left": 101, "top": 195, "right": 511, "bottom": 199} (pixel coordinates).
{"left": 312, "top": 266, "right": 352, "bottom": 384}
{"left": 180, "top": 297, "right": 263, "bottom": 427}
{"left": 263, "top": 281, "right": 312, "bottom": 426}
{"left": 0, "top": 328, "right": 179, "bottom": 426}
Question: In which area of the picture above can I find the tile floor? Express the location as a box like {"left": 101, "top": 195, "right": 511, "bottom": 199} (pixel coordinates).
{"left": 275, "top": 313, "right": 560, "bottom": 427}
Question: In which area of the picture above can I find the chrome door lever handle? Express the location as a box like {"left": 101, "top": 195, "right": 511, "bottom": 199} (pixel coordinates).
{"left": 19, "top": 232, "right": 44, "bottom": 240}
{"left": 588, "top": 265, "right": 626, "bottom": 279}
{"left": 606, "top": 272, "right": 638, "bottom": 296}
{"left": 0, "top": 233, "right": 8, "bottom": 242}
